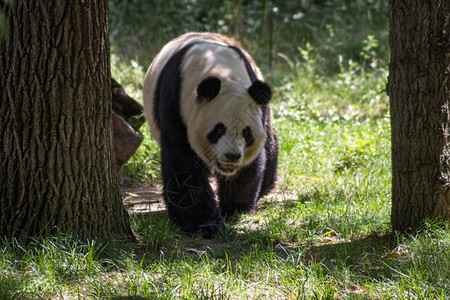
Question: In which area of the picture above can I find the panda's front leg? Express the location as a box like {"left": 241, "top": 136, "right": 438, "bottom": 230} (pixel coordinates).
{"left": 218, "top": 151, "right": 266, "bottom": 219}
{"left": 160, "top": 139, "right": 225, "bottom": 238}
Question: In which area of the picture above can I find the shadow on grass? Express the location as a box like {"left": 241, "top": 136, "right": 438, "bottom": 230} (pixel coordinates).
{"left": 1, "top": 210, "right": 446, "bottom": 299}
{"left": 302, "top": 232, "right": 398, "bottom": 278}
{"left": 136, "top": 211, "right": 447, "bottom": 294}
{"left": 0, "top": 276, "right": 23, "bottom": 300}
{"left": 135, "top": 212, "right": 397, "bottom": 271}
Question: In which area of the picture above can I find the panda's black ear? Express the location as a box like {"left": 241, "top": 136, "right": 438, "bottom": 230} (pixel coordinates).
{"left": 248, "top": 80, "right": 272, "bottom": 105}
{"left": 197, "top": 76, "right": 221, "bottom": 102}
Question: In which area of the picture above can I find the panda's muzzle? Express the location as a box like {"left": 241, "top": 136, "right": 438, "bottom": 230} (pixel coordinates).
{"left": 217, "top": 152, "right": 242, "bottom": 173}
{"left": 217, "top": 162, "right": 239, "bottom": 174}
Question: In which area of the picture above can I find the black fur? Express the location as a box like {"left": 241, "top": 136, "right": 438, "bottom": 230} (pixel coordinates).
{"left": 248, "top": 80, "right": 272, "bottom": 105}
{"left": 152, "top": 40, "right": 278, "bottom": 238}
{"left": 242, "top": 126, "right": 255, "bottom": 147}
{"left": 197, "top": 76, "right": 221, "bottom": 102}
{"left": 153, "top": 42, "right": 198, "bottom": 130}
{"left": 207, "top": 123, "right": 227, "bottom": 144}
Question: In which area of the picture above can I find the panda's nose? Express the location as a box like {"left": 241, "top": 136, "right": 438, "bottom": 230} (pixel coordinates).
{"left": 224, "top": 153, "right": 242, "bottom": 162}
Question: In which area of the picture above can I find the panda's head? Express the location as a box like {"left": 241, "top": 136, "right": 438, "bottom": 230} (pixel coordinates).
{"left": 188, "top": 76, "right": 272, "bottom": 176}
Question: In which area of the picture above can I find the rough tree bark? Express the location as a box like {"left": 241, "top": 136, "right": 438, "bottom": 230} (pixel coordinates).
{"left": 0, "top": 1, "right": 135, "bottom": 239}
{"left": 388, "top": 0, "right": 450, "bottom": 230}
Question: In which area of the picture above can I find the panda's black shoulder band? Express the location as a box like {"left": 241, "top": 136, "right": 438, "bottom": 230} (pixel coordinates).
{"left": 248, "top": 80, "right": 272, "bottom": 105}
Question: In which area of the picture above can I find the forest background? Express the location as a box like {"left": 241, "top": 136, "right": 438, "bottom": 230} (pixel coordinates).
{"left": 0, "top": 0, "right": 448, "bottom": 299}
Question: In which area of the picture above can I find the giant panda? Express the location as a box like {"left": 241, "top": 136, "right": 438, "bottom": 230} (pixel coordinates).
{"left": 143, "top": 32, "right": 278, "bottom": 238}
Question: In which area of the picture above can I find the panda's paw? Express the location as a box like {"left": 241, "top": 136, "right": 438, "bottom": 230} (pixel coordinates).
{"left": 221, "top": 204, "right": 254, "bottom": 221}
{"left": 184, "top": 219, "right": 226, "bottom": 239}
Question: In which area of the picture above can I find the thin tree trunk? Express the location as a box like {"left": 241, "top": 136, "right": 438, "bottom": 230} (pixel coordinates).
{"left": 0, "top": 1, "right": 135, "bottom": 240}
{"left": 388, "top": 0, "right": 450, "bottom": 230}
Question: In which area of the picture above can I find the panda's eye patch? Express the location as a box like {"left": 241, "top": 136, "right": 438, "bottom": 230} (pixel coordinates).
{"left": 242, "top": 126, "right": 255, "bottom": 147}
{"left": 207, "top": 123, "right": 227, "bottom": 144}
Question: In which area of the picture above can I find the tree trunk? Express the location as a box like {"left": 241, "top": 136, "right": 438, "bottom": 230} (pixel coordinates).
{"left": 0, "top": 1, "right": 135, "bottom": 240}
{"left": 388, "top": 0, "right": 450, "bottom": 230}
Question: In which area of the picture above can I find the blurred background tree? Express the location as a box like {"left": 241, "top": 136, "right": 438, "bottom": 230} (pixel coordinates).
{"left": 109, "top": 0, "right": 389, "bottom": 76}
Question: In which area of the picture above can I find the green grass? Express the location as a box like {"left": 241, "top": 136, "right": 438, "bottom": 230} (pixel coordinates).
{"left": 1, "top": 222, "right": 448, "bottom": 299}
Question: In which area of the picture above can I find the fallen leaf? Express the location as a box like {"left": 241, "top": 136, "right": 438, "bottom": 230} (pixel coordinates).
{"left": 324, "top": 230, "right": 338, "bottom": 236}
{"left": 348, "top": 285, "right": 364, "bottom": 294}
{"left": 305, "top": 251, "right": 323, "bottom": 264}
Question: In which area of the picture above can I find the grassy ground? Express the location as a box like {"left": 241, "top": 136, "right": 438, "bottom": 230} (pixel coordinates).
{"left": 1, "top": 51, "right": 449, "bottom": 299}
{"left": 1, "top": 1, "right": 449, "bottom": 299}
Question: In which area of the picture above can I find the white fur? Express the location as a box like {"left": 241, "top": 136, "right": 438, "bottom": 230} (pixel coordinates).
{"left": 143, "top": 32, "right": 267, "bottom": 175}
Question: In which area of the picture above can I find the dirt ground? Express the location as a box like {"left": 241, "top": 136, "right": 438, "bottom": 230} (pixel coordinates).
{"left": 120, "top": 183, "right": 167, "bottom": 216}
{"left": 119, "top": 179, "right": 293, "bottom": 217}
